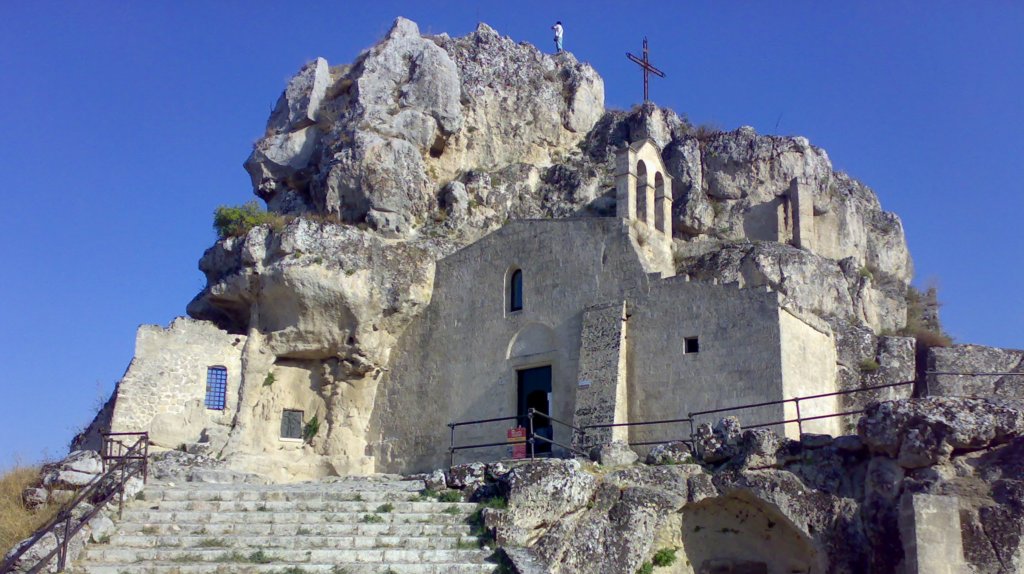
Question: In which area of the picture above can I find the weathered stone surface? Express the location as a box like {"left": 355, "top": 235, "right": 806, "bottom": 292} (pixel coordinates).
{"left": 899, "top": 492, "right": 967, "bottom": 573}
{"left": 268, "top": 57, "right": 329, "bottom": 133}
{"left": 694, "top": 418, "right": 743, "bottom": 464}
{"left": 927, "top": 344, "right": 1024, "bottom": 399}
{"left": 493, "top": 460, "right": 596, "bottom": 547}
{"left": 22, "top": 487, "right": 48, "bottom": 510}
{"left": 859, "top": 397, "right": 1024, "bottom": 468}
{"left": 676, "top": 240, "right": 906, "bottom": 333}
{"left": 591, "top": 440, "right": 638, "bottom": 467}
{"left": 645, "top": 440, "right": 692, "bottom": 465}
{"left": 447, "top": 462, "right": 486, "bottom": 489}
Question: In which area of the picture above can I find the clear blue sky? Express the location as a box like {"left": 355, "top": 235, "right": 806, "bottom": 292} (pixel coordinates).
{"left": 1, "top": 1, "right": 1021, "bottom": 467}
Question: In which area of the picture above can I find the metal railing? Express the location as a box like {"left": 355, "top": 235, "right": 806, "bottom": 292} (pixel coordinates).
{"left": 447, "top": 372, "right": 1022, "bottom": 466}
{"left": 1, "top": 432, "right": 149, "bottom": 574}
{"left": 448, "top": 410, "right": 587, "bottom": 468}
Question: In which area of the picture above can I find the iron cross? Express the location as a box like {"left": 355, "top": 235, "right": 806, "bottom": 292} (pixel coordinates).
{"left": 627, "top": 37, "right": 666, "bottom": 102}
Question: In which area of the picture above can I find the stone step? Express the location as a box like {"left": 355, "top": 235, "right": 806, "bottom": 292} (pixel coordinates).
{"left": 113, "top": 521, "right": 476, "bottom": 537}
{"left": 144, "top": 481, "right": 424, "bottom": 499}
{"left": 72, "top": 562, "right": 498, "bottom": 574}
{"left": 145, "top": 488, "right": 428, "bottom": 502}
{"left": 118, "top": 510, "right": 472, "bottom": 525}
{"left": 107, "top": 533, "right": 481, "bottom": 550}
{"left": 141, "top": 500, "right": 477, "bottom": 513}
{"left": 79, "top": 547, "right": 491, "bottom": 564}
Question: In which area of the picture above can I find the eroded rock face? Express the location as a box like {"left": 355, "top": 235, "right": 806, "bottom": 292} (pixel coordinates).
{"left": 858, "top": 397, "right": 1024, "bottom": 468}
{"left": 475, "top": 399, "right": 1024, "bottom": 574}
{"left": 245, "top": 18, "right": 604, "bottom": 236}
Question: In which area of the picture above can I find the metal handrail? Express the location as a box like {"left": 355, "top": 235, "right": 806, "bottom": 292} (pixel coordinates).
{"left": 1, "top": 433, "right": 149, "bottom": 574}
{"left": 446, "top": 372, "right": 1019, "bottom": 467}
{"left": 527, "top": 408, "right": 589, "bottom": 458}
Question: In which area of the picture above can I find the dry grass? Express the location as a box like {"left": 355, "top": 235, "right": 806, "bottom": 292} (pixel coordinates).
{"left": 0, "top": 465, "right": 61, "bottom": 555}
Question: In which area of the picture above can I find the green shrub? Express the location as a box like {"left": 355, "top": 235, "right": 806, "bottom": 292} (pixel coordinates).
{"left": 437, "top": 490, "right": 462, "bottom": 503}
{"left": 213, "top": 201, "right": 288, "bottom": 239}
{"left": 652, "top": 547, "right": 678, "bottom": 567}
{"left": 636, "top": 562, "right": 653, "bottom": 574}
{"left": 303, "top": 415, "right": 320, "bottom": 443}
{"left": 263, "top": 372, "right": 275, "bottom": 387}
{"left": 442, "top": 505, "right": 461, "bottom": 515}
{"left": 360, "top": 514, "right": 384, "bottom": 524}
{"left": 375, "top": 503, "right": 394, "bottom": 513}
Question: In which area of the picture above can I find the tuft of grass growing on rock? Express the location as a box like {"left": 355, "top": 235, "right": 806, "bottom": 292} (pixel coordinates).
{"left": 858, "top": 358, "right": 880, "bottom": 372}
{"left": 375, "top": 503, "right": 394, "bottom": 513}
{"left": 213, "top": 201, "right": 291, "bottom": 239}
{"left": 0, "top": 464, "right": 62, "bottom": 555}
{"left": 360, "top": 514, "right": 384, "bottom": 524}
{"left": 652, "top": 547, "right": 678, "bottom": 567}
{"left": 436, "top": 490, "right": 462, "bottom": 503}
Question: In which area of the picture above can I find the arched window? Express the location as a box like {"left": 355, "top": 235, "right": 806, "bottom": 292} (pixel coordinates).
{"left": 635, "top": 160, "right": 648, "bottom": 221}
{"left": 654, "top": 172, "right": 666, "bottom": 232}
{"left": 205, "top": 366, "right": 227, "bottom": 410}
{"left": 509, "top": 269, "right": 523, "bottom": 312}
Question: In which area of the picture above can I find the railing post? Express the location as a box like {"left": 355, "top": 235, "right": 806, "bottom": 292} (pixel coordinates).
{"left": 143, "top": 434, "right": 149, "bottom": 484}
{"left": 57, "top": 512, "right": 71, "bottom": 571}
{"left": 448, "top": 422, "right": 456, "bottom": 469}
{"left": 794, "top": 398, "right": 803, "bottom": 437}
{"left": 118, "top": 462, "right": 126, "bottom": 520}
{"left": 528, "top": 409, "right": 536, "bottom": 460}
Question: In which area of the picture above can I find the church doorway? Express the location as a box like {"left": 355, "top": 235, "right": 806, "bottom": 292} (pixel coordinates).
{"left": 517, "top": 366, "right": 552, "bottom": 455}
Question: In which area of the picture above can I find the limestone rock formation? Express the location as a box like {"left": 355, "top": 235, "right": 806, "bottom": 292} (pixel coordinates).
{"left": 244, "top": 17, "right": 604, "bottom": 236}
{"left": 451, "top": 397, "right": 1024, "bottom": 574}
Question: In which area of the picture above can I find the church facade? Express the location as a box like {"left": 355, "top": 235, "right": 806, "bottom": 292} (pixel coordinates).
{"left": 372, "top": 142, "right": 839, "bottom": 472}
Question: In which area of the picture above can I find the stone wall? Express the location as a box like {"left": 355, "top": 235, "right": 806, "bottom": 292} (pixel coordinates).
{"left": 779, "top": 309, "right": 839, "bottom": 436}
{"left": 927, "top": 344, "right": 1024, "bottom": 399}
{"left": 108, "top": 317, "right": 245, "bottom": 450}
{"left": 626, "top": 278, "right": 790, "bottom": 443}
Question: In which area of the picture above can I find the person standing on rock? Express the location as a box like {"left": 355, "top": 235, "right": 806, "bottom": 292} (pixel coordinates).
{"left": 552, "top": 21, "right": 564, "bottom": 53}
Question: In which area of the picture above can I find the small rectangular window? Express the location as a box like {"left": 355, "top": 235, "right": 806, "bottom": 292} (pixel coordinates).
{"left": 205, "top": 367, "right": 228, "bottom": 410}
{"left": 281, "top": 410, "right": 304, "bottom": 439}
{"left": 684, "top": 337, "right": 700, "bottom": 354}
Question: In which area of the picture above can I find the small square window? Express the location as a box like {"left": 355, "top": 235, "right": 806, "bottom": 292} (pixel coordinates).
{"left": 281, "top": 410, "right": 304, "bottom": 439}
{"left": 684, "top": 337, "right": 700, "bottom": 354}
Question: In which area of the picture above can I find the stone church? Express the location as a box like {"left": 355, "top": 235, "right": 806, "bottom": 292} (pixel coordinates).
{"left": 74, "top": 18, "right": 959, "bottom": 481}
{"left": 89, "top": 139, "right": 842, "bottom": 477}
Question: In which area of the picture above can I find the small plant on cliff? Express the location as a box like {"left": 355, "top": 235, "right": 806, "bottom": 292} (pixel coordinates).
{"left": 302, "top": 415, "right": 320, "bottom": 443}
{"left": 375, "top": 503, "right": 394, "bottom": 513}
{"left": 263, "top": 372, "right": 275, "bottom": 387}
{"left": 858, "top": 358, "right": 880, "bottom": 372}
{"left": 213, "top": 201, "right": 289, "bottom": 239}
{"left": 652, "top": 547, "right": 678, "bottom": 567}
{"left": 636, "top": 562, "right": 654, "bottom": 574}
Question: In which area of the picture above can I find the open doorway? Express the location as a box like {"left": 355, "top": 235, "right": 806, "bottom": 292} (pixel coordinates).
{"left": 517, "top": 366, "right": 552, "bottom": 455}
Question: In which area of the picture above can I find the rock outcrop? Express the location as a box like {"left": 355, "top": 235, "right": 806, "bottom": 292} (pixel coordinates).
{"left": 448, "top": 397, "right": 1024, "bottom": 574}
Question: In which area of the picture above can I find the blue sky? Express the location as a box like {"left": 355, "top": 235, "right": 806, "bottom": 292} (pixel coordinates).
{"left": 1, "top": 1, "right": 1021, "bottom": 466}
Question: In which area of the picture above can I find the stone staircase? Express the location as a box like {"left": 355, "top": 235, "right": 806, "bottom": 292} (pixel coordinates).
{"left": 70, "top": 476, "right": 499, "bottom": 574}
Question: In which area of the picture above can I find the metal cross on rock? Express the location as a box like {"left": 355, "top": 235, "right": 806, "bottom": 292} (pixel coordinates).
{"left": 627, "top": 37, "right": 666, "bottom": 102}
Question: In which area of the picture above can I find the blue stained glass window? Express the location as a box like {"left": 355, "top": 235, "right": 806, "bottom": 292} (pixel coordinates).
{"left": 205, "top": 366, "right": 227, "bottom": 410}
